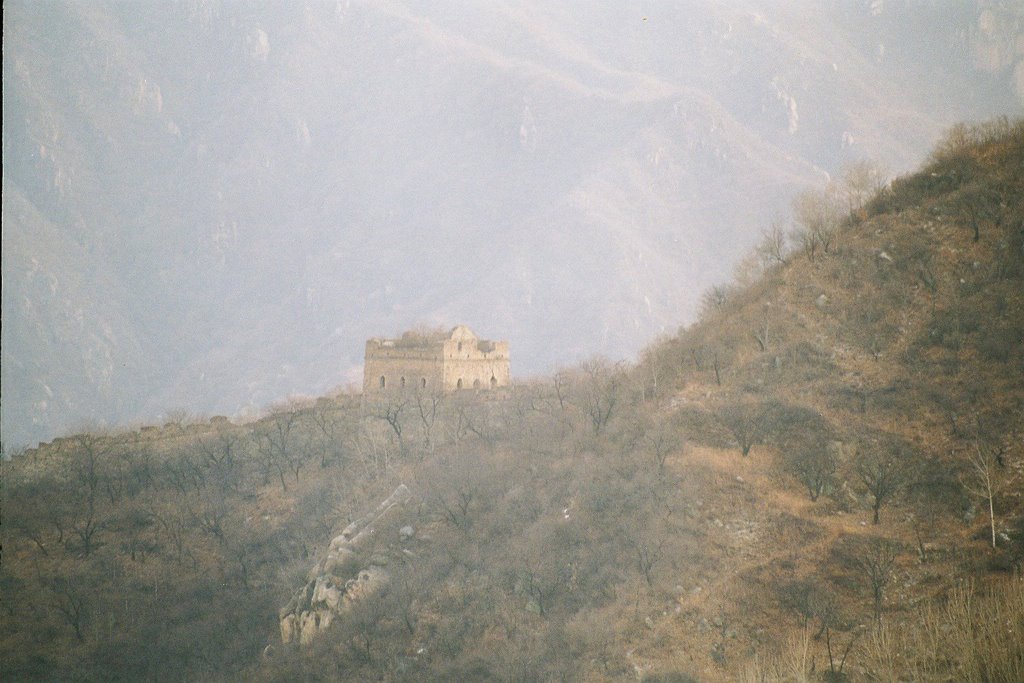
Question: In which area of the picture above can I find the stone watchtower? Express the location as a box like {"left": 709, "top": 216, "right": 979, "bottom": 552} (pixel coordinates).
{"left": 363, "top": 325, "right": 510, "bottom": 395}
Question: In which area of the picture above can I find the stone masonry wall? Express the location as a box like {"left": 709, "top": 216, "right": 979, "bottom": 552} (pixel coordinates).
{"left": 363, "top": 326, "right": 509, "bottom": 395}
{"left": 441, "top": 340, "right": 510, "bottom": 390}
{"left": 363, "top": 342, "right": 445, "bottom": 394}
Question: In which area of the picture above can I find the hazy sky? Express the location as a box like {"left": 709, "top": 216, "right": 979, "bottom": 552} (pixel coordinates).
{"left": 3, "top": 0, "right": 1021, "bottom": 447}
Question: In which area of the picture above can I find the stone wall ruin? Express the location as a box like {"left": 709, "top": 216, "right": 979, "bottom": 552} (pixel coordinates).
{"left": 363, "top": 325, "right": 510, "bottom": 395}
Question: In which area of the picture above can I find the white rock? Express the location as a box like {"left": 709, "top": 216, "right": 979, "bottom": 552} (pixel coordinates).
{"left": 280, "top": 613, "right": 296, "bottom": 644}
{"left": 299, "top": 611, "right": 319, "bottom": 645}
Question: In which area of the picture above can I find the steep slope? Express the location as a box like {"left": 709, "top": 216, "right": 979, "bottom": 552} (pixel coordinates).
{"left": 4, "top": 0, "right": 1023, "bottom": 448}
{"left": 642, "top": 116, "right": 1024, "bottom": 478}
{"left": 3, "top": 120, "right": 1021, "bottom": 682}
{"left": 622, "top": 115, "right": 1024, "bottom": 680}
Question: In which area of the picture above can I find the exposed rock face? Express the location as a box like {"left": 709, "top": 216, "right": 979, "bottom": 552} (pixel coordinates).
{"left": 279, "top": 484, "right": 412, "bottom": 645}
{"left": 972, "top": 3, "right": 1024, "bottom": 103}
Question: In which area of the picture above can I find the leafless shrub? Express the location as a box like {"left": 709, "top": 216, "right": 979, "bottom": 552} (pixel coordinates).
{"left": 699, "top": 283, "right": 736, "bottom": 317}
{"left": 715, "top": 400, "right": 773, "bottom": 457}
{"left": 864, "top": 580, "right": 1024, "bottom": 682}
{"left": 786, "top": 441, "right": 836, "bottom": 502}
{"left": 739, "top": 627, "right": 816, "bottom": 683}
{"left": 855, "top": 441, "right": 912, "bottom": 525}
{"left": 756, "top": 221, "right": 791, "bottom": 267}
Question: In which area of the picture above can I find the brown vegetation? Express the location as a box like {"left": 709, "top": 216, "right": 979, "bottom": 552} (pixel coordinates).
{"left": 2, "top": 119, "right": 1023, "bottom": 681}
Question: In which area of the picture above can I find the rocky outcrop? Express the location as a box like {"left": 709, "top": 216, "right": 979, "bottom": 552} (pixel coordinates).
{"left": 279, "top": 484, "right": 412, "bottom": 645}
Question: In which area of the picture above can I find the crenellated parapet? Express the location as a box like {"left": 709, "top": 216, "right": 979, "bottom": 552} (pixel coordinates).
{"left": 363, "top": 325, "right": 510, "bottom": 395}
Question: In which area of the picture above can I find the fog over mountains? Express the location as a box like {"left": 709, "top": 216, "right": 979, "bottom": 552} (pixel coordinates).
{"left": 3, "top": 0, "right": 1021, "bottom": 447}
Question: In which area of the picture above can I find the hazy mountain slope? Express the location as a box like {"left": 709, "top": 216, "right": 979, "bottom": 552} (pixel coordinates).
{"left": 3, "top": 120, "right": 1021, "bottom": 682}
{"left": 3, "top": 0, "right": 1022, "bottom": 447}
{"left": 1, "top": 179, "right": 157, "bottom": 437}
{"left": 243, "top": 116, "right": 1024, "bottom": 682}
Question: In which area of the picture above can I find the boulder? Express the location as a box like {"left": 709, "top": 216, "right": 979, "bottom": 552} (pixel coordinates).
{"left": 312, "top": 576, "right": 331, "bottom": 605}
{"left": 322, "top": 584, "right": 342, "bottom": 611}
{"left": 319, "top": 610, "right": 334, "bottom": 631}
{"left": 279, "top": 613, "right": 297, "bottom": 644}
{"left": 279, "top": 484, "right": 412, "bottom": 645}
{"left": 299, "top": 611, "right": 319, "bottom": 645}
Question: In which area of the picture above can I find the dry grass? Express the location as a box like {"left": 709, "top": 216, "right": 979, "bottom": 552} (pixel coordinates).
{"left": 738, "top": 627, "right": 819, "bottom": 683}
{"left": 739, "top": 579, "right": 1023, "bottom": 682}
{"left": 865, "top": 578, "right": 1024, "bottom": 682}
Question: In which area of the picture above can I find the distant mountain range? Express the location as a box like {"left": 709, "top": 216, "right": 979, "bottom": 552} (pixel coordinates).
{"left": 3, "top": 0, "right": 1021, "bottom": 447}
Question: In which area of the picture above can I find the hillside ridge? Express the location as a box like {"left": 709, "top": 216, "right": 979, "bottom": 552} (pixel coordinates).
{"left": 5, "top": 0, "right": 1022, "bottom": 448}
{"left": 3, "top": 119, "right": 1023, "bottom": 682}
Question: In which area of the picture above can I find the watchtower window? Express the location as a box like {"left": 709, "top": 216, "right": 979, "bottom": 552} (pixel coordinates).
{"left": 490, "top": 376, "right": 497, "bottom": 388}
{"left": 473, "top": 379, "right": 481, "bottom": 389}
{"left": 456, "top": 378, "right": 463, "bottom": 389}
{"left": 379, "top": 376, "right": 386, "bottom": 389}
{"left": 400, "top": 376, "right": 406, "bottom": 388}
{"left": 421, "top": 378, "right": 427, "bottom": 388}
{"left": 457, "top": 342, "right": 463, "bottom": 351}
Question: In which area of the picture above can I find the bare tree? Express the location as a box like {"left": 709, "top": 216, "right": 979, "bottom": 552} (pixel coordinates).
{"left": 753, "top": 309, "right": 771, "bottom": 353}
{"left": 910, "top": 247, "right": 940, "bottom": 307}
{"left": 47, "top": 574, "right": 90, "bottom": 642}
{"left": 579, "top": 358, "right": 625, "bottom": 436}
{"left": 551, "top": 371, "right": 573, "bottom": 416}
{"left": 853, "top": 538, "right": 898, "bottom": 622}
{"left": 637, "top": 342, "right": 670, "bottom": 402}
{"left": 535, "top": 369, "right": 580, "bottom": 438}
{"left": 163, "top": 408, "right": 197, "bottom": 430}
{"left": 353, "top": 417, "right": 395, "bottom": 479}
{"left": 162, "top": 453, "right": 206, "bottom": 495}
{"left": 791, "top": 187, "right": 842, "bottom": 260}
{"left": 777, "top": 578, "right": 838, "bottom": 637}
{"left": 112, "top": 505, "right": 155, "bottom": 563}
{"left": 955, "top": 183, "right": 1002, "bottom": 243}
{"left": 786, "top": 441, "right": 836, "bottom": 502}
{"left": 251, "top": 408, "right": 306, "bottom": 490}
{"left": 442, "top": 402, "right": 472, "bottom": 445}
{"left": 438, "top": 486, "right": 475, "bottom": 532}
{"left": 146, "top": 501, "right": 196, "bottom": 568}
{"left": 961, "top": 442, "right": 1004, "bottom": 549}
{"left": 634, "top": 535, "right": 666, "bottom": 587}
{"left": 377, "top": 565, "right": 430, "bottom": 637}
{"left": 643, "top": 420, "right": 684, "bottom": 475}
{"left": 430, "top": 452, "right": 492, "bottom": 533}
{"left": 513, "top": 548, "right": 566, "bottom": 619}
{"left": 6, "top": 474, "right": 62, "bottom": 556}
{"left": 856, "top": 444, "right": 911, "bottom": 524}
{"left": 716, "top": 400, "right": 771, "bottom": 457}
{"left": 413, "top": 388, "right": 445, "bottom": 454}
{"left": 700, "top": 284, "right": 734, "bottom": 316}
{"left": 756, "top": 221, "right": 790, "bottom": 267}
{"left": 369, "top": 396, "right": 409, "bottom": 454}
{"left": 184, "top": 487, "right": 232, "bottom": 545}
{"left": 308, "top": 401, "right": 345, "bottom": 468}
{"left": 194, "top": 428, "right": 245, "bottom": 493}
{"left": 337, "top": 585, "right": 389, "bottom": 663}
{"left": 64, "top": 434, "right": 111, "bottom": 556}
{"left": 841, "top": 159, "right": 888, "bottom": 216}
